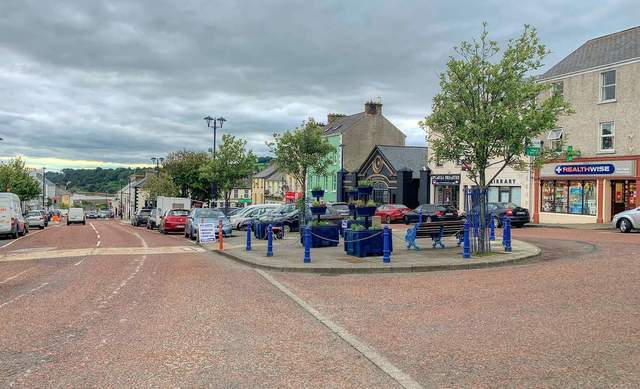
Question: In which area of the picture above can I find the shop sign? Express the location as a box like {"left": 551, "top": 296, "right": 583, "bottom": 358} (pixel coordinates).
{"left": 432, "top": 174, "right": 461, "bottom": 185}
{"left": 542, "top": 160, "right": 635, "bottom": 178}
{"left": 198, "top": 223, "right": 217, "bottom": 243}
{"left": 493, "top": 178, "right": 518, "bottom": 185}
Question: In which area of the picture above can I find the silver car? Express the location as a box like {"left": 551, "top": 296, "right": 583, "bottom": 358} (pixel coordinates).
{"left": 611, "top": 207, "right": 640, "bottom": 233}
{"left": 26, "top": 210, "right": 46, "bottom": 229}
{"left": 229, "top": 204, "right": 279, "bottom": 230}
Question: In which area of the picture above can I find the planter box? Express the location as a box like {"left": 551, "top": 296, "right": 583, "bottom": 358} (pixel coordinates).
{"left": 309, "top": 206, "right": 327, "bottom": 215}
{"left": 357, "top": 186, "right": 373, "bottom": 196}
{"left": 339, "top": 219, "right": 365, "bottom": 237}
{"left": 355, "top": 206, "right": 377, "bottom": 217}
{"left": 311, "top": 189, "right": 325, "bottom": 198}
{"left": 300, "top": 225, "right": 339, "bottom": 248}
{"left": 344, "top": 229, "right": 392, "bottom": 257}
{"left": 253, "top": 221, "right": 280, "bottom": 240}
{"left": 347, "top": 190, "right": 359, "bottom": 199}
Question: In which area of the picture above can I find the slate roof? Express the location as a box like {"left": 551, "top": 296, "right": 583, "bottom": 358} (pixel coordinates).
{"left": 253, "top": 163, "right": 278, "bottom": 178}
{"left": 541, "top": 26, "right": 640, "bottom": 80}
{"left": 324, "top": 112, "right": 365, "bottom": 135}
{"left": 377, "top": 145, "right": 428, "bottom": 179}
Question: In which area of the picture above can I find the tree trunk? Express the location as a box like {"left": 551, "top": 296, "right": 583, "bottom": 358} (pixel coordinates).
{"left": 224, "top": 191, "right": 231, "bottom": 216}
{"left": 299, "top": 169, "right": 306, "bottom": 233}
{"left": 478, "top": 170, "right": 488, "bottom": 253}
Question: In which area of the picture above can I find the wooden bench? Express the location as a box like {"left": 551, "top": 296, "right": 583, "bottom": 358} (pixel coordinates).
{"left": 405, "top": 220, "right": 465, "bottom": 250}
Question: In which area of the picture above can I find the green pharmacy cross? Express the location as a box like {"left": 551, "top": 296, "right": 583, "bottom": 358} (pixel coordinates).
{"left": 565, "top": 146, "right": 581, "bottom": 161}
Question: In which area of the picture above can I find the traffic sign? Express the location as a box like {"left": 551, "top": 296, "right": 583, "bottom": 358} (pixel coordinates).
{"left": 525, "top": 146, "right": 541, "bottom": 157}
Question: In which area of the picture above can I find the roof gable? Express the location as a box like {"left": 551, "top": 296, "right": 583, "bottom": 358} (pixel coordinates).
{"left": 358, "top": 145, "right": 427, "bottom": 179}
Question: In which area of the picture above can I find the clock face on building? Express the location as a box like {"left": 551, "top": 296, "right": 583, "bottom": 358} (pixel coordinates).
{"left": 373, "top": 156, "right": 383, "bottom": 174}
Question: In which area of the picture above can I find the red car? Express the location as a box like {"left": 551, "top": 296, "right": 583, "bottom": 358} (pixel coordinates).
{"left": 375, "top": 204, "right": 411, "bottom": 224}
{"left": 159, "top": 209, "right": 190, "bottom": 234}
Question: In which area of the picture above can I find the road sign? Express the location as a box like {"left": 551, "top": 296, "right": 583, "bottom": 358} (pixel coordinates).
{"left": 525, "top": 146, "right": 541, "bottom": 157}
{"left": 199, "top": 223, "right": 217, "bottom": 243}
{"left": 238, "top": 199, "right": 252, "bottom": 204}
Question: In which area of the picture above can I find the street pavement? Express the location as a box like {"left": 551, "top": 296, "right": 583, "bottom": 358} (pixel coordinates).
{"left": 0, "top": 220, "right": 638, "bottom": 387}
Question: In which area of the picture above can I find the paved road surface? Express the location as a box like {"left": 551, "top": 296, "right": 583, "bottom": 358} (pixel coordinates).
{"left": 1, "top": 221, "right": 638, "bottom": 387}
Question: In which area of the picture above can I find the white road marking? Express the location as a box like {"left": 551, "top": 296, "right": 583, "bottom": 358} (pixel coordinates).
{"left": 0, "top": 282, "right": 48, "bottom": 309}
{"left": 96, "top": 241, "right": 101, "bottom": 247}
{"left": 0, "top": 268, "right": 31, "bottom": 284}
{"left": 255, "top": 269, "right": 424, "bottom": 389}
{"left": 0, "top": 228, "right": 47, "bottom": 249}
{"left": 74, "top": 258, "right": 86, "bottom": 266}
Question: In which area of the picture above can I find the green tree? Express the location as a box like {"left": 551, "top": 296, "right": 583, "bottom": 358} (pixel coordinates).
{"left": 163, "top": 150, "right": 211, "bottom": 201}
{"left": 201, "top": 134, "right": 256, "bottom": 213}
{"left": 0, "top": 158, "right": 41, "bottom": 201}
{"left": 267, "top": 118, "right": 336, "bottom": 226}
{"left": 422, "top": 24, "right": 570, "bottom": 252}
{"left": 143, "top": 172, "right": 179, "bottom": 201}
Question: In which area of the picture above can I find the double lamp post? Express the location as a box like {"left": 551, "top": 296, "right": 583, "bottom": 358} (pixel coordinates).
{"left": 203, "top": 115, "right": 226, "bottom": 206}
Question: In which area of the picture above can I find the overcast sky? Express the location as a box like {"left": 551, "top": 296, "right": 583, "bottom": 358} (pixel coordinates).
{"left": 1, "top": 0, "right": 638, "bottom": 170}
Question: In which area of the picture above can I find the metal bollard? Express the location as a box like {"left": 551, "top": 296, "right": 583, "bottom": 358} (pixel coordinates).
{"left": 266, "top": 224, "right": 273, "bottom": 257}
{"left": 418, "top": 209, "right": 423, "bottom": 224}
{"left": 489, "top": 213, "right": 495, "bottom": 241}
{"left": 503, "top": 217, "right": 512, "bottom": 252}
{"left": 218, "top": 221, "right": 224, "bottom": 250}
{"left": 246, "top": 223, "right": 252, "bottom": 251}
{"left": 463, "top": 219, "right": 471, "bottom": 259}
{"left": 303, "top": 226, "right": 311, "bottom": 263}
{"left": 383, "top": 225, "right": 390, "bottom": 263}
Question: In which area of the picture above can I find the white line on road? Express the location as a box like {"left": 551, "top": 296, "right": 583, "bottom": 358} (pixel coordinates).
{"left": 255, "top": 269, "right": 424, "bottom": 389}
{"left": 74, "top": 258, "right": 86, "bottom": 266}
{"left": 0, "top": 268, "right": 32, "bottom": 284}
{"left": 0, "top": 282, "right": 48, "bottom": 309}
{"left": 96, "top": 241, "right": 101, "bottom": 247}
{"left": 0, "top": 228, "right": 47, "bottom": 249}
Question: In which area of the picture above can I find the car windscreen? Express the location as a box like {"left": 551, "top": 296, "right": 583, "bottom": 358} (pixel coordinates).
{"left": 168, "top": 210, "right": 190, "bottom": 216}
{"left": 27, "top": 211, "right": 41, "bottom": 217}
{"left": 140, "top": 210, "right": 151, "bottom": 215}
{"left": 332, "top": 204, "right": 349, "bottom": 211}
{"left": 198, "top": 210, "right": 224, "bottom": 218}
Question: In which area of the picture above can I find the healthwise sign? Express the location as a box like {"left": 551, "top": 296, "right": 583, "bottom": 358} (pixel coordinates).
{"left": 541, "top": 160, "right": 635, "bottom": 178}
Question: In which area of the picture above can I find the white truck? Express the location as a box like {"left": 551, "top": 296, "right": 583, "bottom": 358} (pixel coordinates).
{"left": 155, "top": 196, "right": 191, "bottom": 224}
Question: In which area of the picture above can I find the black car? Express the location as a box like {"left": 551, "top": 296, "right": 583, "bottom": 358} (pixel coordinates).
{"left": 132, "top": 208, "right": 152, "bottom": 227}
{"left": 404, "top": 204, "right": 460, "bottom": 224}
{"left": 256, "top": 205, "right": 343, "bottom": 234}
{"left": 488, "top": 202, "right": 529, "bottom": 227}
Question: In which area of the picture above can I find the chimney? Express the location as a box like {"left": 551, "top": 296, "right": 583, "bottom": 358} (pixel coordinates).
{"left": 364, "top": 99, "right": 382, "bottom": 115}
{"left": 327, "top": 113, "right": 345, "bottom": 125}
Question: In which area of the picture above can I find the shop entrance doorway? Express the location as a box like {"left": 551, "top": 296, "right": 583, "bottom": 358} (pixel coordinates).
{"left": 435, "top": 184, "right": 459, "bottom": 209}
{"left": 611, "top": 180, "right": 637, "bottom": 218}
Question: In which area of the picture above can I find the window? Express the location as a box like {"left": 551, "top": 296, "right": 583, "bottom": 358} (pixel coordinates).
{"left": 233, "top": 189, "right": 238, "bottom": 198}
{"left": 599, "top": 122, "right": 614, "bottom": 151}
{"left": 488, "top": 186, "right": 521, "bottom": 205}
{"left": 600, "top": 70, "right": 616, "bottom": 102}
{"left": 552, "top": 81, "right": 564, "bottom": 96}
{"left": 541, "top": 180, "right": 596, "bottom": 215}
{"left": 547, "top": 128, "right": 564, "bottom": 151}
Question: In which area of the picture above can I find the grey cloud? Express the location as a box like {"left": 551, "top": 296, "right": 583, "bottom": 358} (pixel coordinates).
{"left": 0, "top": 0, "right": 639, "bottom": 166}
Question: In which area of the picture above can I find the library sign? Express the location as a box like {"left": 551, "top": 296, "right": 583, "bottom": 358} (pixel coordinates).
{"left": 542, "top": 160, "right": 635, "bottom": 178}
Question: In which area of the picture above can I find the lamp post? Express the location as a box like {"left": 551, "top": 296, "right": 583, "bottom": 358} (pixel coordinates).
{"left": 42, "top": 167, "right": 46, "bottom": 209}
{"left": 151, "top": 156, "right": 164, "bottom": 172}
{"left": 203, "top": 115, "right": 226, "bottom": 206}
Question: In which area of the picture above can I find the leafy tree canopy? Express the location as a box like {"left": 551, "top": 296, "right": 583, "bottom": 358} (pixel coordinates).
{"left": 46, "top": 167, "right": 148, "bottom": 194}
{"left": 143, "top": 172, "right": 179, "bottom": 200}
{"left": 163, "top": 149, "right": 211, "bottom": 201}
{"left": 0, "top": 158, "right": 41, "bottom": 201}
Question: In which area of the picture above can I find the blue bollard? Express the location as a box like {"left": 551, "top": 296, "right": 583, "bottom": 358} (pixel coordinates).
{"left": 246, "top": 223, "right": 252, "bottom": 251}
{"left": 489, "top": 213, "right": 495, "bottom": 241}
{"left": 463, "top": 219, "right": 471, "bottom": 259}
{"left": 503, "top": 217, "right": 512, "bottom": 252}
{"left": 383, "top": 225, "right": 390, "bottom": 263}
{"left": 266, "top": 224, "right": 273, "bottom": 257}
{"left": 303, "top": 226, "right": 311, "bottom": 263}
{"left": 418, "top": 209, "right": 423, "bottom": 224}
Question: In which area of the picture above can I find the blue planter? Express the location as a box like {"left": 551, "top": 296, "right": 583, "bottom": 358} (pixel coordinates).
{"left": 309, "top": 206, "right": 327, "bottom": 215}
{"left": 344, "top": 229, "right": 392, "bottom": 257}
{"left": 357, "top": 186, "right": 373, "bottom": 196}
{"left": 348, "top": 203, "right": 356, "bottom": 212}
{"left": 311, "top": 189, "right": 325, "bottom": 198}
{"left": 253, "top": 221, "right": 282, "bottom": 240}
{"left": 339, "top": 219, "right": 365, "bottom": 237}
{"left": 300, "top": 225, "right": 339, "bottom": 247}
{"left": 355, "top": 206, "right": 377, "bottom": 218}
{"left": 347, "top": 190, "right": 359, "bottom": 199}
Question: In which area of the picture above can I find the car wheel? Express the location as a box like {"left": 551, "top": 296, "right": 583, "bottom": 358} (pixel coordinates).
{"left": 404, "top": 216, "right": 410, "bottom": 225}
{"left": 619, "top": 218, "right": 632, "bottom": 233}
{"left": 385, "top": 216, "right": 392, "bottom": 224}
{"left": 12, "top": 227, "right": 19, "bottom": 239}
{"left": 283, "top": 224, "right": 291, "bottom": 233}
{"left": 41, "top": 225, "right": 45, "bottom": 229}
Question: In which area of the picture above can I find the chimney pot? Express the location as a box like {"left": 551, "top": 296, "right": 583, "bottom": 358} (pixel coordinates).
{"left": 364, "top": 100, "right": 382, "bottom": 115}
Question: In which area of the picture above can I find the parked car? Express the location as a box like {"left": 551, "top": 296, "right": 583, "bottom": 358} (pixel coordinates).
{"left": 487, "top": 202, "right": 530, "bottom": 227}
{"left": 256, "top": 206, "right": 343, "bottom": 233}
{"left": 131, "top": 208, "right": 152, "bottom": 227}
{"left": 159, "top": 209, "right": 190, "bottom": 234}
{"left": 611, "top": 207, "right": 640, "bottom": 233}
{"left": 229, "top": 204, "right": 279, "bottom": 230}
{"left": 404, "top": 204, "right": 460, "bottom": 224}
{"left": 146, "top": 208, "right": 160, "bottom": 230}
{"left": 0, "top": 192, "right": 28, "bottom": 238}
{"left": 26, "top": 210, "right": 47, "bottom": 229}
{"left": 375, "top": 204, "right": 412, "bottom": 224}
{"left": 67, "top": 207, "right": 86, "bottom": 225}
{"left": 31, "top": 210, "right": 49, "bottom": 227}
{"left": 185, "top": 208, "right": 232, "bottom": 240}
{"left": 330, "top": 202, "right": 351, "bottom": 217}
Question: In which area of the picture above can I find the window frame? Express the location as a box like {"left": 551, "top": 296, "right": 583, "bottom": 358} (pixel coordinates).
{"left": 552, "top": 81, "right": 564, "bottom": 97}
{"left": 600, "top": 70, "right": 616, "bottom": 103}
{"left": 598, "top": 121, "right": 615, "bottom": 153}
{"left": 547, "top": 128, "right": 564, "bottom": 152}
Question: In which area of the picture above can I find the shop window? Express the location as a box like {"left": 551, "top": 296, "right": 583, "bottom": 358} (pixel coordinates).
{"left": 600, "top": 70, "right": 616, "bottom": 102}
{"left": 541, "top": 180, "right": 596, "bottom": 215}
{"left": 599, "top": 122, "right": 614, "bottom": 152}
{"left": 488, "top": 186, "right": 521, "bottom": 205}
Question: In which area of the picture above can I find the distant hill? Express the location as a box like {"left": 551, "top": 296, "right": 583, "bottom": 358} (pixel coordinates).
{"left": 46, "top": 167, "right": 150, "bottom": 194}
{"left": 255, "top": 156, "right": 274, "bottom": 172}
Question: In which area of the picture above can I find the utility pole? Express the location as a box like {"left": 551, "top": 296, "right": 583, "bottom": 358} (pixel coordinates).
{"left": 151, "top": 156, "right": 164, "bottom": 173}
{"left": 42, "top": 167, "right": 46, "bottom": 209}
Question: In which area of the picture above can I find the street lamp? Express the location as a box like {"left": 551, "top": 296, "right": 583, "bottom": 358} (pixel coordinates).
{"left": 151, "top": 156, "right": 164, "bottom": 172}
{"left": 42, "top": 167, "right": 46, "bottom": 209}
{"left": 203, "top": 115, "right": 226, "bottom": 157}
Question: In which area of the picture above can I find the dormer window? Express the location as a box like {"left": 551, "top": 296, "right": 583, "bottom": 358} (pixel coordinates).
{"left": 547, "top": 128, "right": 564, "bottom": 151}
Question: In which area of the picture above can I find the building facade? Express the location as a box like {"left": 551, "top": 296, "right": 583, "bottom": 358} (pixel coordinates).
{"left": 212, "top": 179, "right": 252, "bottom": 208}
{"left": 252, "top": 163, "right": 302, "bottom": 204}
{"left": 534, "top": 26, "right": 640, "bottom": 224}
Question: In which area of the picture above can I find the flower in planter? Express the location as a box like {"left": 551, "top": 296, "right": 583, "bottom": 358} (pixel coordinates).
{"left": 357, "top": 180, "right": 372, "bottom": 188}
{"left": 311, "top": 200, "right": 326, "bottom": 207}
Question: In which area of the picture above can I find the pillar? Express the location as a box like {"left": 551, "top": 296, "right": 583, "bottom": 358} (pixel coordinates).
{"left": 336, "top": 169, "right": 347, "bottom": 202}
{"left": 532, "top": 168, "right": 540, "bottom": 224}
{"left": 396, "top": 168, "right": 413, "bottom": 206}
{"left": 418, "top": 168, "right": 431, "bottom": 205}
{"left": 597, "top": 178, "right": 604, "bottom": 224}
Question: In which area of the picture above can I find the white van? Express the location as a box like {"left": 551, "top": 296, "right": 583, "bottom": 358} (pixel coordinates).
{"left": 67, "top": 207, "right": 86, "bottom": 225}
{"left": 0, "top": 192, "right": 27, "bottom": 238}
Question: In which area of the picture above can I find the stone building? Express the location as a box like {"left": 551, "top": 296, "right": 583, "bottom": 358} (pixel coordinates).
{"left": 534, "top": 26, "right": 640, "bottom": 224}
{"left": 252, "top": 163, "right": 302, "bottom": 204}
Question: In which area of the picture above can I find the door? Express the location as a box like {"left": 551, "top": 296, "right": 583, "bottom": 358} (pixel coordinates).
{"left": 611, "top": 181, "right": 636, "bottom": 217}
